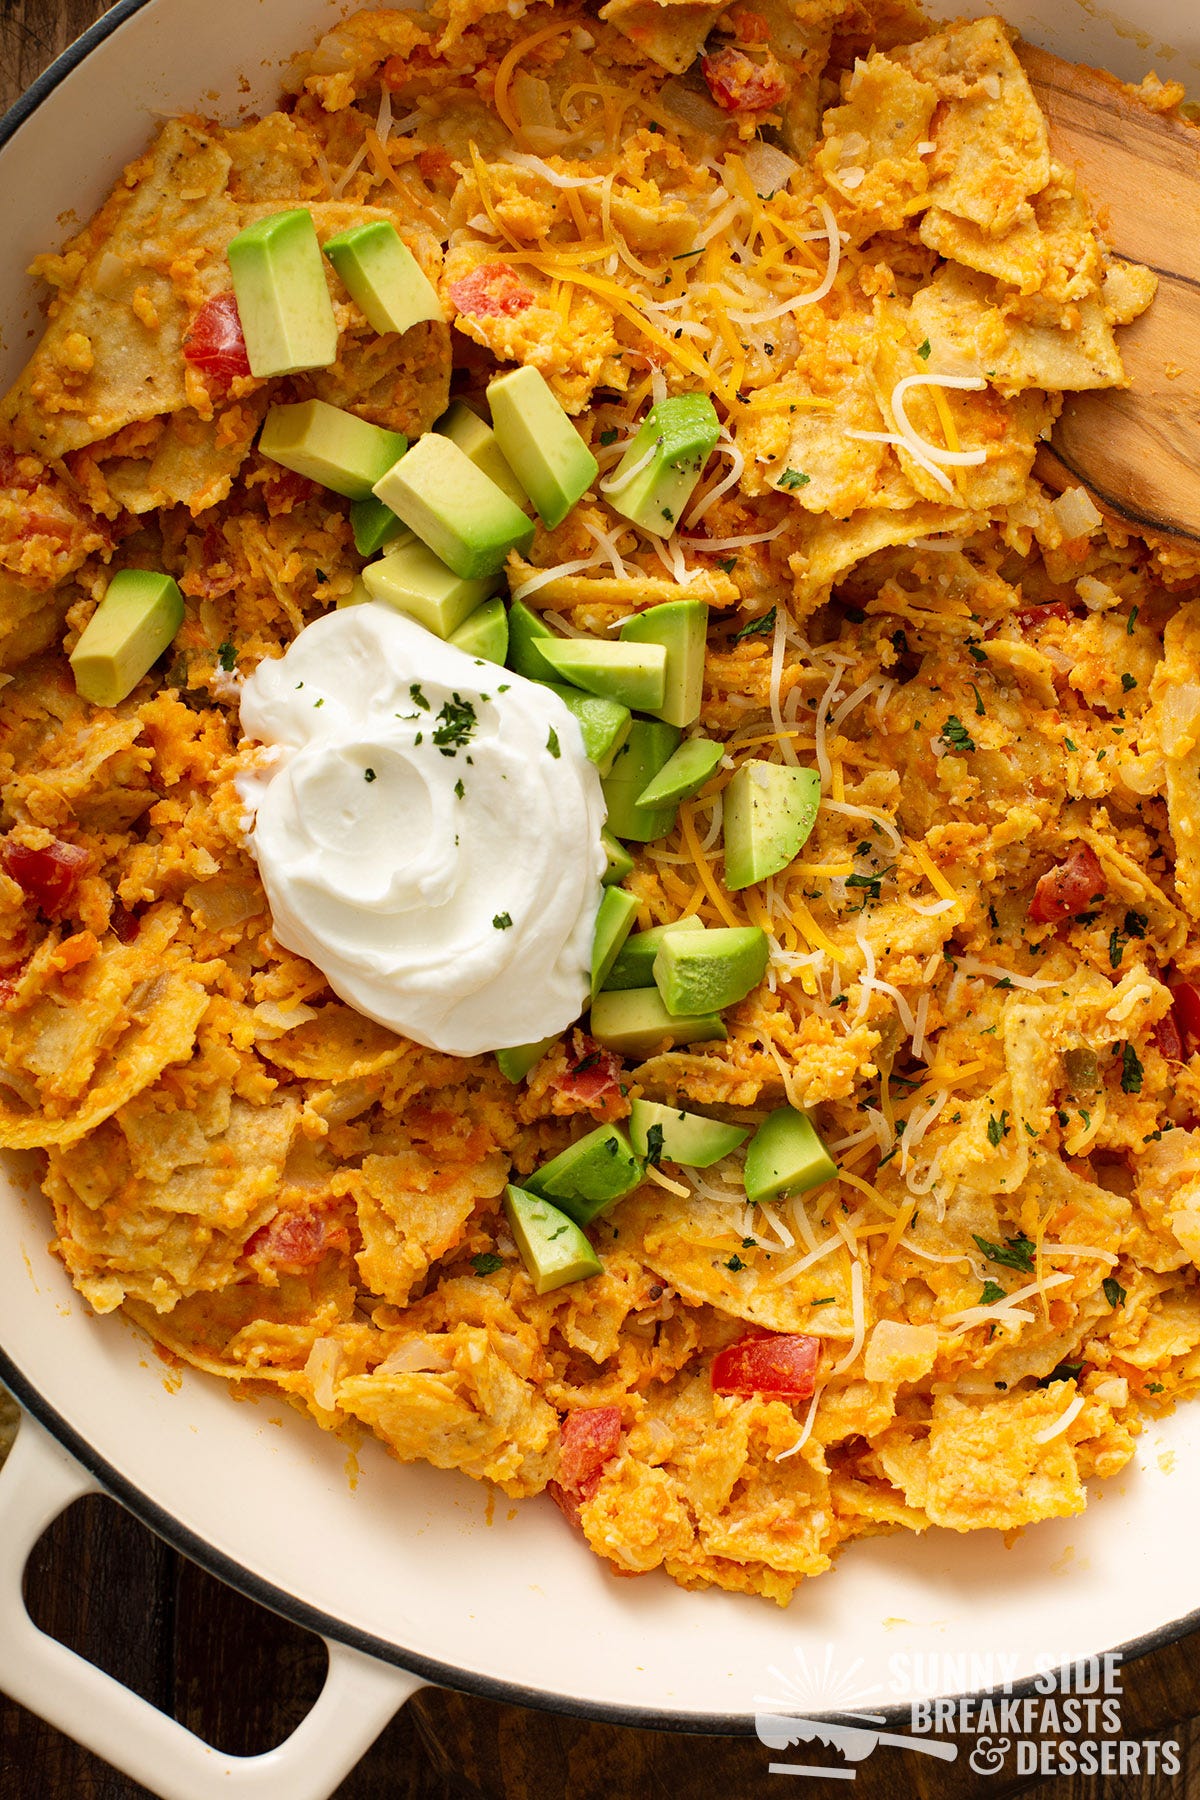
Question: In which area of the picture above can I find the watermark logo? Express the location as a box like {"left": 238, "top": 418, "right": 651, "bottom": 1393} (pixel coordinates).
{"left": 753, "top": 1650, "right": 1180, "bottom": 1781}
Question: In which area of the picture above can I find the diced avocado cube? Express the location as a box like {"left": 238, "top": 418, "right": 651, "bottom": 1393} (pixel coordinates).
{"left": 723, "top": 761, "right": 820, "bottom": 890}
{"left": 350, "top": 496, "right": 406, "bottom": 558}
{"left": 637, "top": 736, "right": 722, "bottom": 807}
{"left": 496, "top": 1036, "right": 557, "bottom": 1083}
{"left": 504, "top": 1184, "right": 602, "bottom": 1294}
{"left": 589, "top": 987, "right": 726, "bottom": 1059}
{"left": 628, "top": 1097, "right": 748, "bottom": 1168}
{"left": 601, "top": 831, "right": 635, "bottom": 887}
{"left": 543, "top": 683, "right": 631, "bottom": 775}
{"left": 449, "top": 596, "right": 509, "bottom": 664}
{"left": 539, "top": 639, "right": 666, "bottom": 714}
{"left": 506, "top": 600, "right": 561, "bottom": 682}
{"left": 604, "top": 916, "right": 704, "bottom": 992}
{"left": 743, "top": 1106, "right": 837, "bottom": 1203}
{"left": 619, "top": 599, "right": 708, "bottom": 729}
{"left": 526, "top": 1123, "right": 644, "bottom": 1226}
{"left": 436, "top": 399, "right": 529, "bottom": 511}
{"left": 590, "top": 886, "right": 641, "bottom": 999}
{"left": 605, "top": 393, "right": 720, "bottom": 537}
{"left": 226, "top": 209, "right": 338, "bottom": 378}
{"left": 336, "top": 574, "right": 373, "bottom": 609}
{"left": 260, "top": 400, "right": 407, "bottom": 502}
{"left": 362, "top": 538, "right": 499, "bottom": 638}
{"left": 374, "top": 434, "right": 534, "bottom": 581}
{"left": 601, "top": 720, "right": 681, "bottom": 842}
{"left": 70, "top": 569, "right": 185, "bottom": 708}
{"left": 323, "top": 220, "right": 442, "bottom": 337}
{"left": 486, "top": 365, "right": 598, "bottom": 531}
{"left": 653, "top": 924, "right": 768, "bottom": 1016}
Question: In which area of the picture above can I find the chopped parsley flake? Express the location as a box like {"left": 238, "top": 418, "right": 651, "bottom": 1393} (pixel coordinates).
{"left": 941, "top": 715, "right": 976, "bottom": 753}
{"left": 645, "top": 1123, "right": 664, "bottom": 1167}
{"left": 1122, "top": 672, "right": 1137, "bottom": 692}
{"left": 1127, "top": 606, "right": 1139, "bottom": 635}
{"left": 409, "top": 683, "right": 430, "bottom": 711}
{"left": 973, "top": 1230, "right": 1035, "bottom": 1273}
{"left": 472, "top": 1253, "right": 505, "bottom": 1277}
{"left": 1121, "top": 1042, "right": 1144, "bottom": 1093}
{"left": 986, "top": 1110, "right": 1009, "bottom": 1147}
{"left": 1103, "top": 1276, "right": 1127, "bottom": 1309}
{"left": 733, "top": 607, "right": 776, "bottom": 641}
{"left": 547, "top": 726, "right": 561, "bottom": 759}
{"left": 917, "top": 337, "right": 932, "bottom": 360}
{"left": 599, "top": 427, "right": 619, "bottom": 447}
{"left": 363, "top": 767, "right": 376, "bottom": 783}
{"left": 777, "top": 468, "right": 810, "bottom": 490}
{"left": 454, "top": 778, "right": 465, "bottom": 799}
{"left": 724, "top": 1253, "right": 746, "bottom": 1272}
{"left": 493, "top": 912, "right": 513, "bottom": 930}
{"left": 980, "top": 1279, "right": 1007, "bottom": 1305}
{"left": 970, "top": 683, "right": 986, "bottom": 717}
{"left": 432, "top": 693, "right": 477, "bottom": 756}
{"left": 217, "top": 641, "right": 236, "bottom": 672}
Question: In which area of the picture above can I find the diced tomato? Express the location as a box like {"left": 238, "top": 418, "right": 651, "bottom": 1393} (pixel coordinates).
{"left": 1027, "top": 843, "right": 1105, "bottom": 925}
{"left": 109, "top": 901, "right": 140, "bottom": 945}
{"left": 183, "top": 292, "right": 251, "bottom": 386}
{"left": 0, "top": 837, "right": 90, "bottom": 919}
{"left": 701, "top": 46, "right": 788, "bottom": 112}
{"left": 550, "top": 1031, "right": 623, "bottom": 1110}
{"left": 1169, "top": 979, "right": 1200, "bottom": 1055}
{"left": 1153, "top": 1007, "right": 1184, "bottom": 1063}
{"left": 245, "top": 1210, "right": 329, "bottom": 1268}
{"left": 548, "top": 1406, "right": 622, "bottom": 1527}
{"left": 1015, "top": 602, "right": 1073, "bottom": 629}
{"left": 448, "top": 262, "right": 535, "bottom": 320}
{"left": 711, "top": 1332, "right": 820, "bottom": 1398}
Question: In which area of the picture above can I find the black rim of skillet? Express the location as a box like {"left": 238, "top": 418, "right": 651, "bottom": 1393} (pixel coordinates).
{"left": 2, "top": 0, "right": 1200, "bottom": 1748}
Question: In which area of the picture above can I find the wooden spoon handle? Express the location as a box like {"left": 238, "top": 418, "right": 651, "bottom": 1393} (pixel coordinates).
{"left": 1019, "top": 43, "right": 1200, "bottom": 541}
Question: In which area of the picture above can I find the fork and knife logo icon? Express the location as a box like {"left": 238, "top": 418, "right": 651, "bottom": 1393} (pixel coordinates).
{"left": 755, "top": 1711, "right": 959, "bottom": 1778}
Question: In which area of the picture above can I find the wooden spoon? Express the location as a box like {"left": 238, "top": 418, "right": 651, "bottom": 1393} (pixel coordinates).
{"left": 1017, "top": 43, "right": 1200, "bottom": 542}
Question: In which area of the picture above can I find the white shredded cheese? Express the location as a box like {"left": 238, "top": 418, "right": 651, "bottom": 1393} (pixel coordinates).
{"left": 1034, "top": 1390, "right": 1086, "bottom": 1444}
{"left": 828, "top": 1260, "right": 866, "bottom": 1376}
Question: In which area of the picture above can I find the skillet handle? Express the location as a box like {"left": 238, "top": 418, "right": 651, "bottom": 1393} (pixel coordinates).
{"left": 0, "top": 1411, "right": 425, "bottom": 1800}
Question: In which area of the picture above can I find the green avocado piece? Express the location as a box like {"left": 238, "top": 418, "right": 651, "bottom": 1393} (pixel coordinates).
{"left": 601, "top": 831, "right": 635, "bottom": 886}
{"left": 542, "top": 683, "right": 631, "bottom": 775}
{"left": 226, "top": 209, "right": 337, "bottom": 378}
{"left": 723, "top": 761, "right": 821, "bottom": 890}
{"left": 601, "top": 720, "right": 681, "bottom": 841}
{"left": 504, "top": 1184, "right": 603, "bottom": 1293}
{"left": 373, "top": 434, "right": 535, "bottom": 580}
{"left": 653, "top": 924, "right": 768, "bottom": 1016}
{"left": 362, "top": 537, "right": 499, "bottom": 637}
{"left": 526, "top": 1124, "right": 644, "bottom": 1226}
{"left": 603, "top": 916, "right": 704, "bottom": 991}
{"left": 538, "top": 639, "right": 666, "bottom": 714}
{"left": 436, "top": 400, "right": 529, "bottom": 511}
{"left": 588, "top": 987, "right": 726, "bottom": 1059}
{"left": 743, "top": 1106, "right": 837, "bottom": 1202}
{"left": 619, "top": 598, "right": 708, "bottom": 729}
{"left": 605, "top": 393, "right": 720, "bottom": 537}
{"left": 323, "top": 220, "right": 442, "bottom": 337}
{"left": 350, "top": 496, "right": 406, "bottom": 558}
{"left": 70, "top": 569, "right": 185, "bottom": 707}
{"left": 496, "top": 1036, "right": 557, "bottom": 1083}
{"left": 260, "top": 400, "right": 407, "bottom": 502}
{"left": 486, "top": 365, "right": 598, "bottom": 530}
{"left": 628, "top": 1097, "right": 748, "bottom": 1168}
{"left": 506, "top": 600, "right": 561, "bottom": 682}
{"left": 636, "top": 735, "right": 722, "bottom": 807}
{"left": 590, "top": 886, "right": 641, "bottom": 999}
{"left": 450, "top": 596, "right": 509, "bottom": 663}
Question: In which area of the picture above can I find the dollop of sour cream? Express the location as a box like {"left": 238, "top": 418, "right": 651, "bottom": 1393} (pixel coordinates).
{"left": 237, "top": 605, "right": 606, "bottom": 1056}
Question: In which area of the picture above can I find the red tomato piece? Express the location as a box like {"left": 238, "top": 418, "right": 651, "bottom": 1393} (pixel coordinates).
{"left": 701, "top": 46, "right": 788, "bottom": 112}
{"left": 550, "top": 1032, "right": 623, "bottom": 1108}
{"left": 1, "top": 837, "right": 90, "bottom": 919}
{"left": 1027, "top": 843, "right": 1105, "bottom": 925}
{"left": 1015, "top": 602, "right": 1072, "bottom": 629}
{"left": 245, "top": 1210, "right": 329, "bottom": 1268}
{"left": 183, "top": 292, "right": 251, "bottom": 385}
{"left": 1153, "top": 1007, "right": 1184, "bottom": 1063}
{"left": 1170, "top": 979, "right": 1200, "bottom": 1053}
{"left": 557, "top": 1406, "right": 622, "bottom": 1492}
{"left": 109, "top": 901, "right": 140, "bottom": 945}
{"left": 711, "top": 1332, "right": 820, "bottom": 1398}
{"left": 448, "top": 262, "right": 535, "bottom": 319}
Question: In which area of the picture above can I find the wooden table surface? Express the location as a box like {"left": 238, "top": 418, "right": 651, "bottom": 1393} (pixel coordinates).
{"left": 2, "top": 3, "right": 1200, "bottom": 1796}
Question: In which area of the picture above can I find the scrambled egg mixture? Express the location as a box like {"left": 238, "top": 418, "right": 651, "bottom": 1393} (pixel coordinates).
{"left": 1, "top": 0, "right": 1198, "bottom": 1605}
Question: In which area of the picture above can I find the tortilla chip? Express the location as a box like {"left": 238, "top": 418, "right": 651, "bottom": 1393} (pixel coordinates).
{"left": 908, "top": 261, "right": 1125, "bottom": 393}
{"left": 101, "top": 396, "right": 268, "bottom": 517}
{"left": 1149, "top": 600, "right": 1200, "bottom": 922}
{"left": 344, "top": 1143, "right": 507, "bottom": 1306}
{"left": 598, "top": 0, "right": 726, "bottom": 75}
{"left": 924, "top": 1389, "right": 1086, "bottom": 1530}
{"left": 919, "top": 171, "right": 1102, "bottom": 308}
{"left": 816, "top": 52, "right": 936, "bottom": 229}
{"left": 304, "top": 319, "right": 452, "bottom": 438}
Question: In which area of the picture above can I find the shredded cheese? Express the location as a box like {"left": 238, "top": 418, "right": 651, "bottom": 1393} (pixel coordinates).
{"left": 1033, "top": 1390, "right": 1087, "bottom": 1445}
